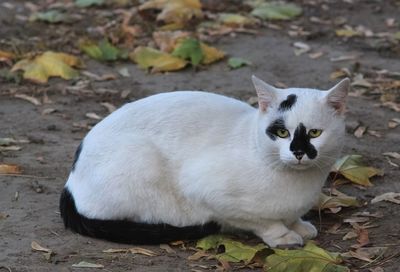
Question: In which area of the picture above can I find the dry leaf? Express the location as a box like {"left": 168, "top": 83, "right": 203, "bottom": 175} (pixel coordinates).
{"left": 129, "top": 247, "right": 157, "bottom": 256}
{"left": 309, "top": 51, "right": 324, "bottom": 59}
{"left": 188, "top": 250, "right": 209, "bottom": 261}
{"left": 160, "top": 244, "right": 176, "bottom": 254}
{"left": 383, "top": 152, "right": 400, "bottom": 160}
{"left": 31, "top": 241, "right": 51, "bottom": 253}
{"left": 14, "top": 94, "right": 42, "bottom": 106}
{"left": 354, "top": 126, "right": 367, "bottom": 138}
{"left": 11, "top": 51, "right": 83, "bottom": 84}
{"left": 200, "top": 42, "right": 225, "bottom": 65}
{"left": 367, "top": 130, "right": 382, "bottom": 138}
{"left": 85, "top": 112, "right": 102, "bottom": 120}
{"left": 356, "top": 228, "right": 370, "bottom": 247}
{"left": 0, "top": 164, "right": 22, "bottom": 174}
{"left": 139, "top": 0, "right": 202, "bottom": 26}
{"left": 100, "top": 102, "right": 116, "bottom": 113}
{"left": 72, "top": 261, "right": 104, "bottom": 268}
{"left": 293, "top": 42, "right": 311, "bottom": 56}
{"left": 316, "top": 189, "right": 360, "bottom": 213}
{"left": 0, "top": 146, "right": 22, "bottom": 151}
{"left": 371, "top": 192, "right": 400, "bottom": 205}
{"left": 343, "top": 230, "right": 358, "bottom": 240}
{"left": 332, "top": 155, "right": 383, "bottom": 187}
{"left": 153, "top": 30, "right": 191, "bottom": 53}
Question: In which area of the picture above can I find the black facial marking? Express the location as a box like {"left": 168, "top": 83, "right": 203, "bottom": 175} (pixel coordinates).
{"left": 266, "top": 118, "right": 286, "bottom": 140}
{"left": 290, "top": 123, "right": 318, "bottom": 159}
{"left": 279, "top": 94, "right": 297, "bottom": 111}
{"left": 71, "top": 142, "right": 83, "bottom": 172}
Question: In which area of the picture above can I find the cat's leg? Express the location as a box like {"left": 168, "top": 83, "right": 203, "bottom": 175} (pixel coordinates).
{"left": 224, "top": 220, "right": 303, "bottom": 247}
{"left": 289, "top": 219, "right": 318, "bottom": 240}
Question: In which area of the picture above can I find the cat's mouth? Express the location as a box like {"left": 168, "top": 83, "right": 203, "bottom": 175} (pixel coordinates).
{"left": 284, "top": 161, "right": 312, "bottom": 170}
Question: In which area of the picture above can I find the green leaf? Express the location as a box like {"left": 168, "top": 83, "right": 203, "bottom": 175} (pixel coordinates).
{"left": 228, "top": 57, "right": 252, "bottom": 69}
{"left": 75, "top": 0, "right": 105, "bottom": 8}
{"left": 197, "top": 235, "right": 268, "bottom": 263}
{"left": 30, "top": 10, "right": 67, "bottom": 23}
{"left": 265, "top": 241, "right": 349, "bottom": 272}
{"left": 79, "top": 39, "right": 126, "bottom": 61}
{"left": 172, "top": 38, "right": 204, "bottom": 66}
{"left": 332, "top": 155, "right": 383, "bottom": 187}
{"left": 130, "top": 46, "right": 187, "bottom": 72}
{"left": 251, "top": 2, "right": 302, "bottom": 21}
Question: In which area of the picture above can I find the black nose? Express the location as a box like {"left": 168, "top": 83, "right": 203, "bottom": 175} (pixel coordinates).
{"left": 293, "top": 151, "right": 304, "bottom": 160}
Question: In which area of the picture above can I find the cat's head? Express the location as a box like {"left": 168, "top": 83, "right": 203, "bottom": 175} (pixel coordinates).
{"left": 252, "top": 75, "right": 349, "bottom": 171}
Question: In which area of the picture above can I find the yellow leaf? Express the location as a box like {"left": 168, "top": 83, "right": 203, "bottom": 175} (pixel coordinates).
{"left": 265, "top": 241, "right": 349, "bottom": 272}
{"left": 129, "top": 46, "right": 187, "bottom": 72}
{"left": 200, "top": 43, "right": 225, "bottom": 64}
{"left": 0, "top": 164, "right": 22, "bottom": 174}
{"left": 316, "top": 190, "right": 360, "bottom": 212}
{"left": 218, "top": 13, "right": 258, "bottom": 27}
{"left": 335, "top": 28, "right": 361, "bottom": 37}
{"left": 11, "top": 51, "right": 83, "bottom": 84}
{"left": 332, "top": 155, "right": 383, "bottom": 187}
{"left": 139, "top": 0, "right": 202, "bottom": 26}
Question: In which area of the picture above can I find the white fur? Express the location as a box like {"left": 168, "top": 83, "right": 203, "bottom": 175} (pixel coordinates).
{"left": 65, "top": 76, "right": 348, "bottom": 247}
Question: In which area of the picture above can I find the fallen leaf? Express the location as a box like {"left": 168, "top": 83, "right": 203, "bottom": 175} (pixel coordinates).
{"left": 14, "top": 94, "right": 42, "bottom": 106}
{"left": 31, "top": 241, "right": 51, "bottom": 253}
{"left": 354, "top": 126, "right": 367, "bottom": 138}
{"left": 335, "top": 27, "right": 361, "bottom": 37}
{"left": 30, "top": 10, "right": 67, "bottom": 23}
{"left": 153, "top": 30, "right": 191, "bottom": 53}
{"left": 351, "top": 74, "right": 372, "bottom": 88}
{"left": 330, "top": 55, "right": 358, "bottom": 62}
{"left": 100, "top": 102, "right": 116, "bottom": 113}
{"left": 118, "top": 67, "right": 130, "bottom": 77}
{"left": 228, "top": 57, "right": 252, "bottom": 69}
{"left": 218, "top": 13, "right": 258, "bottom": 27}
{"left": 79, "top": 39, "right": 127, "bottom": 61}
{"left": 0, "top": 50, "right": 15, "bottom": 64}
{"left": 72, "top": 261, "right": 104, "bottom": 268}
{"left": 343, "top": 247, "right": 387, "bottom": 263}
{"left": 371, "top": 192, "right": 400, "bottom": 205}
{"left": 160, "top": 244, "right": 176, "bottom": 254}
{"left": 188, "top": 250, "right": 209, "bottom": 261}
{"left": 85, "top": 112, "right": 102, "bottom": 120}
{"left": 130, "top": 46, "right": 187, "bottom": 72}
{"left": 0, "top": 164, "right": 22, "bottom": 174}
{"left": 369, "top": 266, "right": 384, "bottom": 272}
{"left": 293, "top": 41, "right": 311, "bottom": 56}
{"left": 343, "top": 230, "right": 358, "bottom": 240}
{"left": 367, "top": 130, "right": 382, "bottom": 138}
{"left": 197, "top": 235, "right": 267, "bottom": 263}
{"left": 139, "top": 0, "right": 202, "bottom": 26}
{"left": 383, "top": 152, "right": 400, "bottom": 160}
{"left": 356, "top": 228, "right": 370, "bottom": 248}
{"left": 316, "top": 189, "right": 360, "bottom": 212}
{"left": 172, "top": 38, "right": 203, "bottom": 65}
{"left": 388, "top": 118, "right": 400, "bottom": 128}
{"left": 308, "top": 51, "right": 324, "bottom": 59}
{"left": 11, "top": 51, "right": 82, "bottom": 84}
{"left": 265, "top": 241, "right": 349, "bottom": 272}
{"left": 129, "top": 247, "right": 157, "bottom": 256}
{"left": 0, "top": 146, "right": 22, "bottom": 151}
{"left": 251, "top": 2, "right": 302, "bottom": 21}
{"left": 75, "top": 0, "right": 105, "bottom": 7}
{"left": 42, "top": 108, "right": 56, "bottom": 115}
{"left": 200, "top": 43, "right": 225, "bottom": 65}
{"left": 332, "top": 155, "right": 383, "bottom": 187}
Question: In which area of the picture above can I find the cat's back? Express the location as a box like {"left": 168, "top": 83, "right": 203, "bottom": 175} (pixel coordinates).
{"left": 90, "top": 91, "right": 253, "bottom": 137}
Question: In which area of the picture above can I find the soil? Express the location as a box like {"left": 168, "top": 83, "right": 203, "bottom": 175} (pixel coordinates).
{"left": 0, "top": 0, "right": 399, "bottom": 271}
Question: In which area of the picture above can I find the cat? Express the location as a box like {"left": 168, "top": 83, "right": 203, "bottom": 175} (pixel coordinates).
{"left": 60, "top": 75, "right": 349, "bottom": 247}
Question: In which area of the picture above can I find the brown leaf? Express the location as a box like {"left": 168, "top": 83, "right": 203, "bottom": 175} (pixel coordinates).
{"left": 356, "top": 228, "right": 370, "bottom": 247}
{"left": 354, "top": 126, "right": 367, "bottom": 138}
{"left": 188, "top": 250, "right": 209, "bottom": 261}
{"left": 14, "top": 94, "right": 41, "bottom": 106}
{"left": 0, "top": 164, "right": 22, "bottom": 174}
{"left": 31, "top": 241, "right": 51, "bottom": 253}
{"left": 343, "top": 230, "right": 358, "bottom": 240}
{"left": 129, "top": 247, "right": 158, "bottom": 256}
{"left": 153, "top": 31, "right": 191, "bottom": 53}
{"left": 371, "top": 192, "right": 400, "bottom": 205}
{"left": 160, "top": 244, "right": 176, "bottom": 254}
{"left": 100, "top": 102, "right": 116, "bottom": 113}
{"left": 85, "top": 112, "right": 102, "bottom": 120}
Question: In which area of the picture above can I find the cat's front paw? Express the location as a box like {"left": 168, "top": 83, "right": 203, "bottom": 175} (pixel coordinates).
{"left": 291, "top": 220, "right": 317, "bottom": 240}
{"left": 264, "top": 230, "right": 303, "bottom": 248}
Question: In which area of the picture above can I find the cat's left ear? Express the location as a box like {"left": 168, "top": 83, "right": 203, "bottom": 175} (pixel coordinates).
{"left": 251, "top": 75, "right": 277, "bottom": 112}
{"left": 325, "top": 78, "right": 350, "bottom": 114}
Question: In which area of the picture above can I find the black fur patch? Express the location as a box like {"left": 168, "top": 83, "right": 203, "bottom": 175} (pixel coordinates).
{"left": 279, "top": 94, "right": 297, "bottom": 111}
{"left": 59, "top": 188, "right": 221, "bottom": 244}
{"left": 289, "top": 123, "right": 317, "bottom": 159}
{"left": 266, "top": 118, "right": 286, "bottom": 140}
{"left": 71, "top": 142, "right": 83, "bottom": 172}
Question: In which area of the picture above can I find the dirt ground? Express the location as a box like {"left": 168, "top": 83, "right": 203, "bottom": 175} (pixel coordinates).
{"left": 0, "top": 0, "right": 400, "bottom": 271}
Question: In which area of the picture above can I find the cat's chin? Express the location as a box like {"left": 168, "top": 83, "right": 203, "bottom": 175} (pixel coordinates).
{"left": 285, "top": 162, "right": 313, "bottom": 170}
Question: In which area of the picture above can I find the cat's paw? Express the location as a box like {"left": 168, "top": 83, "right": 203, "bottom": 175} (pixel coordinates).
{"left": 291, "top": 220, "right": 317, "bottom": 240}
{"left": 264, "top": 230, "right": 303, "bottom": 248}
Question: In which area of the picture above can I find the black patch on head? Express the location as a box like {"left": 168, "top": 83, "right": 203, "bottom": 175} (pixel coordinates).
{"left": 266, "top": 118, "right": 286, "bottom": 140}
{"left": 59, "top": 188, "right": 220, "bottom": 244}
{"left": 290, "top": 123, "right": 317, "bottom": 159}
{"left": 279, "top": 94, "right": 297, "bottom": 111}
{"left": 71, "top": 142, "right": 83, "bottom": 172}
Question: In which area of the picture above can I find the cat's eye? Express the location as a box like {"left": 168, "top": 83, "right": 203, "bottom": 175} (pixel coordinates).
{"left": 308, "top": 129, "right": 323, "bottom": 138}
{"left": 276, "top": 129, "right": 290, "bottom": 138}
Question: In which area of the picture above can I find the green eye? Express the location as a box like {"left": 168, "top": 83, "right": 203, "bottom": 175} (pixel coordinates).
{"left": 308, "top": 129, "right": 323, "bottom": 138}
{"left": 276, "top": 129, "right": 290, "bottom": 138}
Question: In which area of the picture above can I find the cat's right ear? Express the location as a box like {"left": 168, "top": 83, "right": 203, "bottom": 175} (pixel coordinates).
{"left": 251, "top": 75, "right": 277, "bottom": 112}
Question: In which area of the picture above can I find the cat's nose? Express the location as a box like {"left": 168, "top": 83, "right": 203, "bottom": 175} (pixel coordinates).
{"left": 293, "top": 151, "right": 304, "bottom": 160}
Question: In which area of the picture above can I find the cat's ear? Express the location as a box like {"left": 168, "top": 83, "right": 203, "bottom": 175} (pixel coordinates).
{"left": 325, "top": 78, "right": 350, "bottom": 114}
{"left": 251, "top": 75, "right": 277, "bottom": 112}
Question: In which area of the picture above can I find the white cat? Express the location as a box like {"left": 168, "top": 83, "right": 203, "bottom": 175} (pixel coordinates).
{"left": 60, "top": 76, "right": 349, "bottom": 247}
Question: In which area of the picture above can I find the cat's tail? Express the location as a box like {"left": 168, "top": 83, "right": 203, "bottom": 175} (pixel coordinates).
{"left": 59, "top": 188, "right": 220, "bottom": 244}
